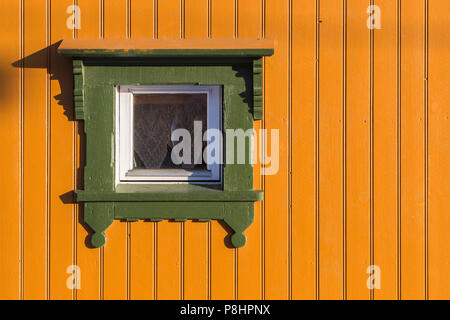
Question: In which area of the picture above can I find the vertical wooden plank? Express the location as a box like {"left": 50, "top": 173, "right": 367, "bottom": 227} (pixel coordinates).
{"left": 156, "top": 221, "right": 182, "bottom": 300}
{"left": 130, "top": 221, "right": 155, "bottom": 300}
{"left": 318, "top": 0, "right": 344, "bottom": 300}
{"left": 103, "top": 0, "right": 127, "bottom": 38}
{"left": 236, "top": 0, "right": 263, "bottom": 300}
{"left": 184, "top": 221, "right": 208, "bottom": 300}
{"left": 23, "top": 0, "right": 48, "bottom": 300}
{"left": 102, "top": 196, "right": 127, "bottom": 299}
{"left": 237, "top": 0, "right": 260, "bottom": 39}
{"left": 210, "top": 222, "right": 234, "bottom": 299}
{"left": 211, "top": 0, "right": 234, "bottom": 38}
{"left": 77, "top": 0, "right": 102, "bottom": 38}
{"left": 185, "top": 0, "right": 207, "bottom": 39}
{"left": 157, "top": 0, "right": 180, "bottom": 39}
{"left": 0, "top": 0, "right": 21, "bottom": 300}
{"left": 102, "top": 0, "right": 128, "bottom": 300}
{"left": 209, "top": 0, "right": 236, "bottom": 300}
{"left": 373, "top": 0, "right": 399, "bottom": 300}
{"left": 155, "top": 0, "right": 183, "bottom": 300}
{"left": 427, "top": 0, "right": 449, "bottom": 300}
{"left": 345, "top": 0, "right": 371, "bottom": 300}
{"left": 400, "top": 0, "right": 426, "bottom": 300}
{"left": 264, "top": 0, "right": 289, "bottom": 300}
{"left": 130, "top": 0, "right": 154, "bottom": 38}
{"left": 49, "top": 0, "right": 76, "bottom": 300}
{"left": 75, "top": 0, "right": 101, "bottom": 300}
{"left": 291, "top": 0, "right": 316, "bottom": 300}
{"left": 129, "top": 0, "right": 155, "bottom": 301}
{"left": 183, "top": 0, "right": 209, "bottom": 300}
{"left": 403, "top": 0, "right": 430, "bottom": 300}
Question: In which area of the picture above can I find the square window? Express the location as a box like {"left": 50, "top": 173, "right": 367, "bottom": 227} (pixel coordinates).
{"left": 116, "top": 85, "right": 222, "bottom": 184}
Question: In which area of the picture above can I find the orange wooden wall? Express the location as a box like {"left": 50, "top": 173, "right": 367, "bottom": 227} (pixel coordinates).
{"left": 0, "top": 0, "right": 448, "bottom": 300}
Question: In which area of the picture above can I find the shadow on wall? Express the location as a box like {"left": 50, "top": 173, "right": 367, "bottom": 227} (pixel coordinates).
{"left": 0, "top": 65, "right": 15, "bottom": 107}
{"left": 11, "top": 40, "right": 74, "bottom": 120}
{"left": 12, "top": 40, "right": 94, "bottom": 248}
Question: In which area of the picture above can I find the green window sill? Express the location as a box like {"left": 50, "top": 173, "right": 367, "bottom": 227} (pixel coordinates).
{"left": 76, "top": 185, "right": 263, "bottom": 202}
{"left": 75, "top": 185, "right": 263, "bottom": 248}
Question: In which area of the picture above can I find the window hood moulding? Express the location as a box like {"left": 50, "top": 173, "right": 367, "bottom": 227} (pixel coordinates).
{"left": 57, "top": 38, "right": 275, "bottom": 58}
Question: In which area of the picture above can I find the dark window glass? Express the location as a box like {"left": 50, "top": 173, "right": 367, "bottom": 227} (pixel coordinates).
{"left": 133, "top": 93, "right": 208, "bottom": 170}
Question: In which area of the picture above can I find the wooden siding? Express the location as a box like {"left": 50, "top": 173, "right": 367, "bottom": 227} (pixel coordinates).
{"left": 0, "top": 0, "right": 448, "bottom": 300}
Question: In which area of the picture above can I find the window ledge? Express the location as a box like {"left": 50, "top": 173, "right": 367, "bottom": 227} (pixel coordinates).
{"left": 58, "top": 38, "right": 274, "bottom": 58}
{"left": 76, "top": 186, "right": 263, "bottom": 202}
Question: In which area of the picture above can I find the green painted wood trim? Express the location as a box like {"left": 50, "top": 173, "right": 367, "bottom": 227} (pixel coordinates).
{"left": 253, "top": 58, "right": 263, "bottom": 120}
{"left": 74, "top": 60, "right": 263, "bottom": 249}
{"left": 75, "top": 189, "right": 263, "bottom": 202}
{"left": 224, "top": 202, "right": 254, "bottom": 247}
{"left": 81, "top": 57, "right": 253, "bottom": 66}
{"left": 83, "top": 201, "right": 256, "bottom": 249}
{"left": 84, "top": 202, "right": 114, "bottom": 247}
{"left": 73, "top": 59, "right": 84, "bottom": 120}
{"left": 59, "top": 48, "right": 274, "bottom": 58}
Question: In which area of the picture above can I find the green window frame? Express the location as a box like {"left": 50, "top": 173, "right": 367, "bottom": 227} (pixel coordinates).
{"left": 59, "top": 39, "right": 274, "bottom": 248}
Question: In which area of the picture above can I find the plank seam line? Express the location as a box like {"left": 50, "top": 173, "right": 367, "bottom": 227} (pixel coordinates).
{"left": 234, "top": 0, "right": 239, "bottom": 300}
{"left": 370, "top": 0, "right": 375, "bottom": 302}
{"left": 234, "top": 0, "right": 238, "bottom": 39}
{"left": 207, "top": 0, "right": 211, "bottom": 39}
{"left": 423, "top": 0, "right": 429, "bottom": 301}
{"left": 181, "top": 222, "right": 184, "bottom": 300}
{"left": 342, "top": 0, "right": 348, "bottom": 301}
{"left": 127, "top": 222, "right": 131, "bottom": 300}
{"left": 73, "top": 0, "right": 78, "bottom": 301}
{"left": 261, "top": 0, "right": 266, "bottom": 300}
{"left": 100, "top": 0, "right": 104, "bottom": 39}
{"left": 19, "top": 0, "right": 25, "bottom": 301}
{"left": 154, "top": 0, "right": 158, "bottom": 39}
{"left": 180, "top": 0, "right": 185, "bottom": 39}
{"left": 153, "top": 1, "right": 158, "bottom": 300}
{"left": 288, "top": 0, "right": 293, "bottom": 301}
{"left": 126, "top": 0, "right": 131, "bottom": 300}
{"left": 154, "top": 223, "right": 157, "bottom": 300}
{"left": 208, "top": 221, "right": 211, "bottom": 300}
{"left": 396, "top": 0, "right": 402, "bottom": 301}
{"left": 314, "top": 0, "right": 320, "bottom": 301}
{"left": 46, "top": 0, "right": 51, "bottom": 300}
{"left": 180, "top": 0, "right": 185, "bottom": 301}
{"left": 99, "top": 0, "right": 105, "bottom": 301}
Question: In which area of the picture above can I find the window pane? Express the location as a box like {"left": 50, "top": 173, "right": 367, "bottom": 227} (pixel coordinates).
{"left": 133, "top": 93, "right": 208, "bottom": 170}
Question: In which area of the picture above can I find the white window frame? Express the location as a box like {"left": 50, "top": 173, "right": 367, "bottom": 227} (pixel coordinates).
{"left": 115, "top": 85, "right": 222, "bottom": 185}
